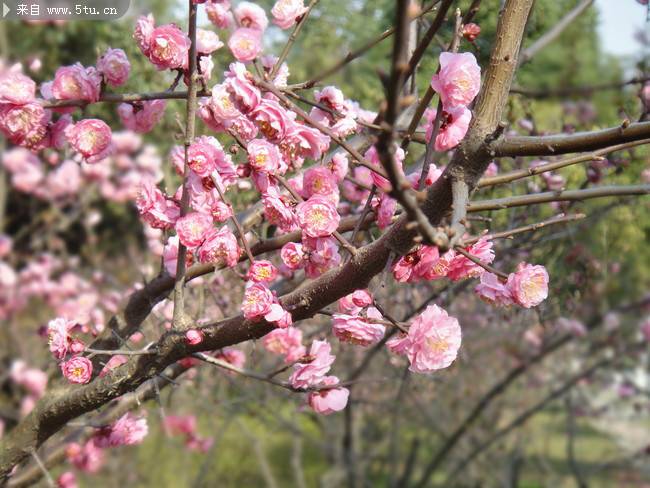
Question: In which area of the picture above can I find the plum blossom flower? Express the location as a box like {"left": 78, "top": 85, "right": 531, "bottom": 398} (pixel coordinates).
{"left": 395, "top": 305, "right": 462, "bottom": 374}
{"left": 272, "top": 0, "right": 307, "bottom": 29}
{"left": 102, "top": 413, "right": 148, "bottom": 447}
{"left": 0, "top": 72, "right": 36, "bottom": 105}
{"left": 207, "top": 2, "right": 234, "bottom": 29}
{"left": 196, "top": 28, "right": 224, "bottom": 55}
{"left": 263, "top": 326, "right": 306, "bottom": 363}
{"left": 296, "top": 196, "right": 340, "bottom": 238}
{"left": 51, "top": 63, "right": 102, "bottom": 103}
{"left": 250, "top": 98, "right": 290, "bottom": 142}
{"left": 147, "top": 24, "right": 191, "bottom": 70}
{"left": 185, "top": 329, "right": 204, "bottom": 345}
{"left": 446, "top": 236, "right": 494, "bottom": 281}
{"left": 65, "top": 119, "right": 113, "bottom": 163}
{"left": 97, "top": 48, "right": 130, "bottom": 87}
{"left": 303, "top": 236, "right": 341, "bottom": 277}
{"left": 208, "top": 83, "right": 242, "bottom": 122}
{"left": 47, "top": 317, "right": 77, "bottom": 359}
{"left": 234, "top": 2, "right": 269, "bottom": 31}
{"left": 332, "top": 307, "right": 385, "bottom": 346}
{"left": 247, "top": 260, "right": 278, "bottom": 283}
{"left": 197, "top": 226, "right": 241, "bottom": 267}
{"left": 302, "top": 166, "right": 339, "bottom": 199}
{"left": 364, "top": 145, "right": 406, "bottom": 192}
{"left": 474, "top": 272, "right": 513, "bottom": 306}
{"left": 228, "top": 28, "right": 263, "bottom": 62}
{"left": 289, "top": 340, "right": 335, "bottom": 389}
{"left": 392, "top": 245, "right": 440, "bottom": 283}
{"left": 134, "top": 14, "right": 155, "bottom": 55}
{"left": 430, "top": 52, "right": 481, "bottom": 108}
{"left": 281, "top": 242, "right": 305, "bottom": 270}
{"left": 248, "top": 138, "right": 282, "bottom": 173}
{"left": 66, "top": 440, "right": 105, "bottom": 473}
{"left": 326, "top": 153, "right": 349, "bottom": 182}
{"left": 462, "top": 23, "right": 481, "bottom": 42}
{"left": 61, "top": 356, "right": 93, "bottom": 384}
{"left": 136, "top": 181, "right": 180, "bottom": 230}
{"left": 284, "top": 123, "right": 331, "bottom": 161}
{"left": 307, "top": 376, "right": 349, "bottom": 415}
{"left": 56, "top": 472, "right": 78, "bottom": 488}
{"left": 175, "top": 212, "right": 213, "bottom": 249}
{"left": 117, "top": 100, "right": 167, "bottom": 133}
{"left": 241, "top": 282, "right": 274, "bottom": 318}
{"left": 186, "top": 141, "right": 220, "bottom": 177}
{"left": 424, "top": 105, "right": 472, "bottom": 151}
{"left": 338, "top": 289, "right": 373, "bottom": 314}
{"left": 506, "top": 262, "right": 549, "bottom": 308}
{"left": 10, "top": 360, "right": 47, "bottom": 397}
{"left": 0, "top": 102, "right": 49, "bottom": 149}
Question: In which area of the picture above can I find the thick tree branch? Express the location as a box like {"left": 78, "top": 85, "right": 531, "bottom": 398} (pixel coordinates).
{"left": 492, "top": 121, "right": 650, "bottom": 157}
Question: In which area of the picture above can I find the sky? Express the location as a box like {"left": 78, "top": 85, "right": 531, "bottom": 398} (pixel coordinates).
{"left": 596, "top": 0, "right": 648, "bottom": 57}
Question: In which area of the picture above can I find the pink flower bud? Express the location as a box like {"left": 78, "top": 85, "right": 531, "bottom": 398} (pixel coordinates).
{"left": 185, "top": 329, "right": 204, "bottom": 345}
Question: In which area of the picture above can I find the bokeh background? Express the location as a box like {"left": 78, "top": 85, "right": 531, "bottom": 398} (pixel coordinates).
{"left": 0, "top": 0, "right": 649, "bottom": 486}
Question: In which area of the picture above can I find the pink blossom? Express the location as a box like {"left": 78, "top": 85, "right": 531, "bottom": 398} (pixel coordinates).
{"left": 289, "top": 340, "right": 335, "bottom": 389}
{"left": 333, "top": 307, "right": 385, "bottom": 346}
{"left": 376, "top": 193, "right": 396, "bottom": 229}
{"left": 197, "top": 226, "right": 241, "bottom": 267}
{"left": 224, "top": 63, "right": 261, "bottom": 112}
{"left": 196, "top": 28, "right": 224, "bottom": 54}
{"left": 281, "top": 242, "right": 305, "bottom": 270}
{"left": 250, "top": 98, "right": 290, "bottom": 142}
{"left": 185, "top": 329, "right": 204, "bottom": 345}
{"left": 61, "top": 356, "right": 93, "bottom": 384}
{"left": 0, "top": 234, "right": 12, "bottom": 259}
{"left": 326, "top": 153, "right": 349, "bottom": 182}
{"left": 0, "top": 72, "right": 36, "bottom": 105}
{"left": 462, "top": 23, "right": 481, "bottom": 42}
{"left": 241, "top": 282, "right": 274, "bottom": 318}
{"left": 99, "top": 354, "right": 128, "bottom": 377}
{"left": 136, "top": 181, "right": 180, "bottom": 230}
{"left": 314, "top": 86, "right": 346, "bottom": 112}
{"left": 307, "top": 376, "right": 349, "bottom": 414}
{"left": 474, "top": 272, "right": 513, "bottom": 306}
{"left": 556, "top": 317, "right": 587, "bottom": 338}
{"left": 107, "top": 413, "right": 148, "bottom": 446}
{"left": 175, "top": 212, "right": 213, "bottom": 249}
{"left": 248, "top": 138, "right": 282, "bottom": 173}
{"left": 228, "top": 28, "right": 263, "bottom": 62}
{"left": 303, "top": 236, "right": 341, "bottom": 277}
{"left": 47, "top": 317, "right": 77, "bottom": 360}
{"left": 430, "top": 52, "right": 481, "bottom": 108}
{"left": 264, "top": 302, "right": 293, "bottom": 328}
{"left": 65, "top": 119, "right": 113, "bottom": 163}
{"left": 507, "top": 262, "right": 549, "bottom": 308}
{"left": 392, "top": 245, "right": 440, "bottom": 283}
{"left": 263, "top": 187, "right": 297, "bottom": 231}
{"left": 147, "top": 24, "right": 191, "bottom": 70}
{"left": 51, "top": 63, "right": 102, "bottom": 103}
{"left": 97, "top": 48, "right": 130, "bottom": 87}
{"left": 247, "top": 260, "right": 278, "bottom": 283}
{"left": 215, "top": 347, "right": 246, "bottom": 368}
{"left": 207, "top": 2, "right": 234, "bottom": 29}
{"left": 302, "top": 166, "right": 339, "bottom": 199}
{"left": 57, "top": 472, "right": 78, "bottom": 488}
{"left": 117, "top": 100, "right": 167, "bottom": 133}
{"left": 163, "top": 415, "right": 196, "bottom": 437}
{"left": 296, "top": 196, "right": 340, "bottom": 238}
{"left": 209, "top": 83, "right": 242, "bottom": 122}
{"left": 263, "top": 326, "right": 306, "bottom": 363}
{"left": 272, "top": 0, "right": 307, "bottom": 29}
{"left": 283, "top": 123, "right": 331, "bottom": 161}
{"left": 134, "top": 14, "right": 155, "bottom": 55}
{"left": 424, "top": 105, "right": 472, "bottom": 151}
{"left": 187, "top": 141, "right": 220, "bottom": 177}
{"left": 66, "top": 440, "right": 105, "bottom": 473}
{"left": 446, "top": 236, "right": 494, "bottom": 281}
{"left": 364, "top": 145, "right": 405, "bottom": 192}
{"left": 402, "top": 305, "right": 462, "bottom": 374}
{"left": 338, "top": 289, "right": 373, "bottom": 314}
{"left": 0, "top": 102, "right": 49, "bottom": 149}
{"left": 234, "top": 2, "right": 269, "bottom": 31}
{"left": 342, "top": 166, "right": 372, "bottom": 202}
{"left": 10, "top": 360, "right": 47, "bottom": 397}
